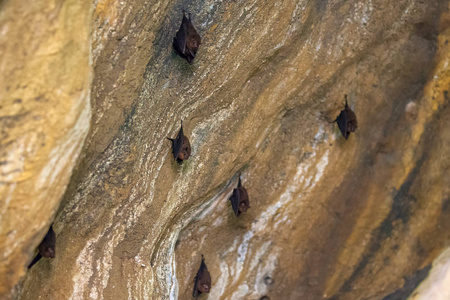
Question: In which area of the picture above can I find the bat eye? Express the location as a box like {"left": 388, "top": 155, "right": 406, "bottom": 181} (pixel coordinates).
{"left": 202, "top": 283, "right": 210, "bottom": 292}
{"left": 348, "top": 123, "right": 356, "bottom": 132}
{"left": 47, "top": 248, "right": 55, "bottom": 258}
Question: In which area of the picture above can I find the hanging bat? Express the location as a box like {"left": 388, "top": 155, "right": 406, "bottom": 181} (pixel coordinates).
{"left": 334, "top": 95, "right": 357, "bottom": 139}
{"left": 193, "top": 255, "right": 212, "bottom": 297}
{"left": 28, "top": 224, "right": 56, "bottom": 269}
{"left": 173, "top": 10, "right": 201, "bottom": 64}
{"left": 167, "top": 121, "right": 191, "bottom": 164}
{"left": 229, "top": 175, "right": 250, "bottom": 216}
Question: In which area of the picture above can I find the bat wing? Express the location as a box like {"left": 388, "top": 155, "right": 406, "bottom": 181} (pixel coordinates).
{"left": 45, "top": 225, "right": 56, "bottom": 245}
{"left": 172, "top": 37, "right": 186, "bottom": 59}
{"left": 174, "top": 29, "right": 187, "bottom": 53}
{"left": 192, "top": 281, "right": 201, "bottom": 298}
{"left": 336, "top": 111, "right": 349, "bottom": 139}
{"left": 174, "top": 14, "right": 190, "bottom": 53}
{"left": 28, "top": 253, "right": 42, "bottom": 269}
{"left": 230, "top": 189, "right": 240, "bottom": 216}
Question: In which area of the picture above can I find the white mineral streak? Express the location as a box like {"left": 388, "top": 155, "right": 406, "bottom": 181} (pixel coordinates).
{"left": 37, "top": 89, "right": 92, "bottom": 190}
{"left": 69, "top": 151, "right": 167, "bottom": 300}
{"left": 409, "top": 247, "right": 450, "bottom": 300}
{"left": 68, "top": 106, "right": 169, "bottom": 300}
{"left": 164, "top": 126, "right": 330, "bottom": 299}
{"left": 208, "top": 260, "right": 230, "bottom": 299}
{"left": 67, "top": 3, "right": 337, "bottom": 298}
{"left": 253, "top": 243, "right": 277, "bottom": 295}
{"left": 154, "top": 181, "right": 236, "bottom": 299}
{"left": 71, "top": 236, "right": 100, "bottom": 300}
{"left": 0, "top": 135, "right": 26, "bottom": 184}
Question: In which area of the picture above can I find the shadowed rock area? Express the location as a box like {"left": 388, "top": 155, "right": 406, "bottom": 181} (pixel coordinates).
{"left": 1, "top": 0, "right": 449, "bottom": 299}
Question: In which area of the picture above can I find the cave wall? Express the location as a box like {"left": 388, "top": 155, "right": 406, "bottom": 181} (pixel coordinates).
{"left": 0, "top": 0, "right": 92, "bottom": 298}
{"left": 1, "top": 0, "right": 450, "bottom": 299}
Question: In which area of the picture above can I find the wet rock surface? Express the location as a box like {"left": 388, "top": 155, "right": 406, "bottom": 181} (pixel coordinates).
{"left": 2, "top": 0, "right": 450, "bottom": 299}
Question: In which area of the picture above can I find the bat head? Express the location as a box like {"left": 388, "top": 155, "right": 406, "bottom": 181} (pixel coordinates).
{"left": 345, "top": 106, "right": 357, "bottom": 135}
{"left": 43, "top": 246, "right": 55, "bottom": 258}
{"left": 177, "top": 136, "right": 191, "bottom": 160}
{"left": 239, "top": 201, "right": 249, "bottom": 212}
{"left": 237, "top": 187, "right": 250, "bottom": 213}
{"left": 347, "top": 120, "right": 357, "bottom": 133}
{"left": 187, "top": 38, "right": 199, "bottom": 51}
{"left": 39, "top": 225, "right": 56, "bottom": 258}
{"left": 198, "top": 280, "right": 211, "bottom": 293}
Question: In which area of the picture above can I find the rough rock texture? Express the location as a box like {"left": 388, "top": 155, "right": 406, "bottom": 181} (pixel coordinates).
{"left": 0, "top": 0, "right": 92, "bottom": 298}
{"left": 4, "top": 0, "right": 450, "bottom": 299}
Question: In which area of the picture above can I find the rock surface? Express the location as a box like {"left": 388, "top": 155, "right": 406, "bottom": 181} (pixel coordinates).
{"left": 0, "top": 0, "right": 92, "bottom": 298}
{"left": 2, "top": 0, "right": 450, "bottom": 299}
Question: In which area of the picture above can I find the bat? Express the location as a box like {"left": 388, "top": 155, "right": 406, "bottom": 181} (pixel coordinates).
{"left": 173, "top": 10, "right": 201, "bottom": 64}
{"left": 334, "top": 95, "right": 357, "bottom": 139}
{"left": 28, "top": 225, "right": 56, "bottom": 269}
{"left": 193, "top": 255, "right": 211, "bottom": 297}
{"left": 167, "top": 121, "right": 191, "bottom": 164}
{"left": 229, "top": 175, "right": 250, "bottom": 216}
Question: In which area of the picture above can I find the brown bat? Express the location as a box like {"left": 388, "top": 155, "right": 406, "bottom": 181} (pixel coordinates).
{"left": 193, "top": 255, "right": 211, "bottom": 297}
{"left": 334, "top": 95, "right": 357, "bottom": 139}
{"left": 167, "top": 121, "right": 191, "bottom": 164}
{"left": 173, "top": 10, "right": 201, "bottom": 64}
{"left": 229, "top": 175, "right": 250, "bottom": 216}
{"left": 28, "top": 225, "right": 56, "bottom": 269}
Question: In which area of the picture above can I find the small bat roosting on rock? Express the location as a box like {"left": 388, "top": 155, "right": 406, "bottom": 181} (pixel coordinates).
{"left": 193, "top": 255, "right": 212, "bottom": 297}
{"left": 28, "top": 225, "right": 56, "bottom": 269}
{"left": 229, "top": 175, "right": 250, "bottom": 216}
{"left": 167, "top": 121, "right": 191, "bottom": 164}
{"left": 173, "top": 10, "right": 201, "bottom": 64}
{"left": 334, "top": 95, "right": 358, "bottom": 139}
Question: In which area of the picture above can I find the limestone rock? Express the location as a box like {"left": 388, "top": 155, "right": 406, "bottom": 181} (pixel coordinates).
{"left": 3, "top": 0, "right": 450, "bottom": 299}
{"left": 0, "top": 0, "right": 92, "bottom": 298}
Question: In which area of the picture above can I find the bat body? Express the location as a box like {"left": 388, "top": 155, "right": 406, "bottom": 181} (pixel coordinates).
{"left": 167, "top": 121, "right": 191, "bottom": 164}
{"left": 173, "top": 11, "right": 201, "bottom": 64}
{"left": 230, "top": 176, "right": 250, "bottom": 216}
{"left": 335, "top": 95, "right": 357, "bottom": 139}
{"left": 193, "top": 255, "right": 211, "bottom": 297}
{"left": 28, "top": 225, "right": 56, "bottom": 269}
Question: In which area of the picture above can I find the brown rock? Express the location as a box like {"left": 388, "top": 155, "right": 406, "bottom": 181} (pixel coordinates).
{"left": 0, "top": 0, "right": 92, "bottom": 298}
{"left": 1, "top": 0, "right": 449, "bottom": 300}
